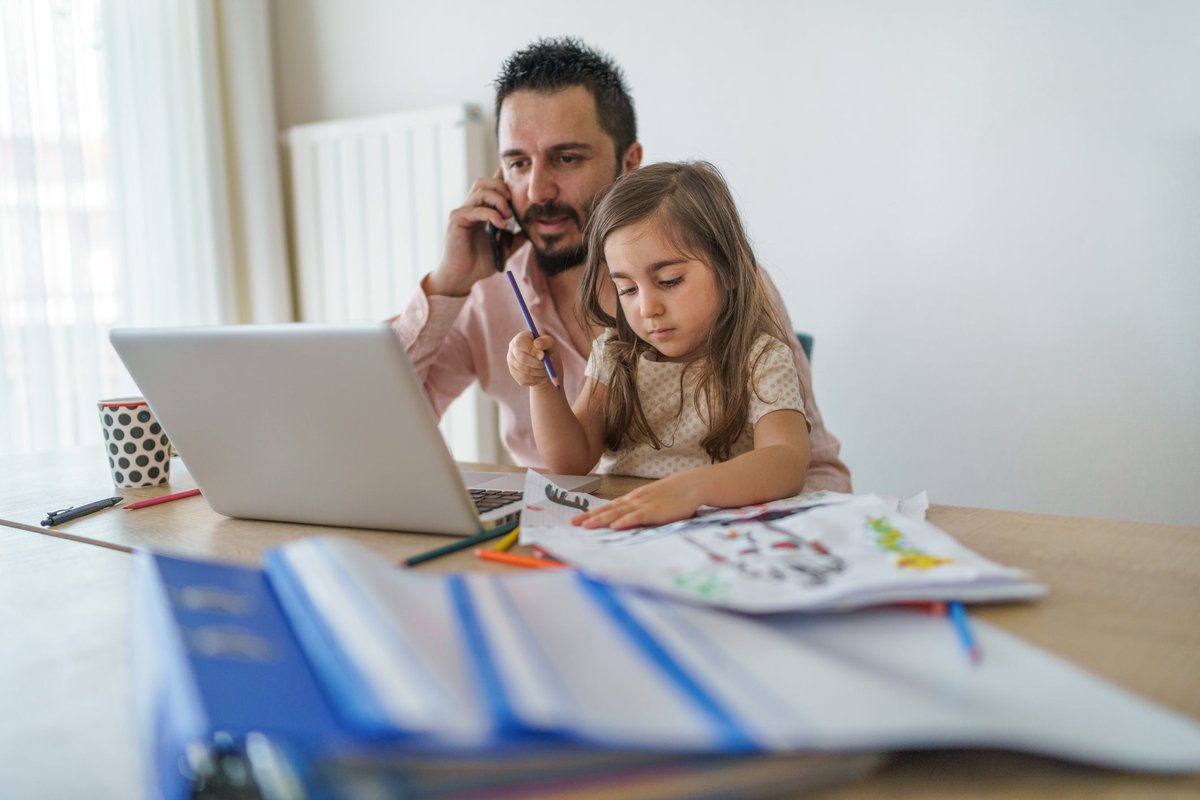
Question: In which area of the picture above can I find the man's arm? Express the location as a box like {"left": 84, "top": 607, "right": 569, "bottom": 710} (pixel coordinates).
{"left": 759, "top": 269, "right": 853, "bottom": 493}
{"left": 387, "top": 171, "right": 527, "bottom": 418}
{"left": 388, "top": 286, "right": 477, "bottom": 420}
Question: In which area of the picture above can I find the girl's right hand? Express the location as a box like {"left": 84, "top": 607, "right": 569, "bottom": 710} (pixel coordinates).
{"left": 507, "top": 331, "right": 561, "bottom": 388}
{"left": 572, "top": 470, "right": 702, "bottom": 530}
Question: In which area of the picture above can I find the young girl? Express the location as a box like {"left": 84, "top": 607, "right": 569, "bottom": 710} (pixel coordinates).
{"left": 507, "top": 161, "right": 810, "bottom": 530}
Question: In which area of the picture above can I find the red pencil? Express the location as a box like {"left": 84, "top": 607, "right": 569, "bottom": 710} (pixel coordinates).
{"left": 896, "top": 600, "right": 947, "bottom": 616}
{"left": 123, "top": 488, "right": 201, "bottom": 510}
{"left": 473, "top": 549, "right": 568, "bottom": 570}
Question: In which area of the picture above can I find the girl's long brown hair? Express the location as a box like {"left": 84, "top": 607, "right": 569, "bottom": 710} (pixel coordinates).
{"left": 578, "top": 161, "right": 792, "bottom": 463}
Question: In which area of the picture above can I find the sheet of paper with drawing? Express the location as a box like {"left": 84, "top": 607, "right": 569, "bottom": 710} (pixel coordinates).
{"left": 519, "top": 471, "right": 1043, "bottom": 613}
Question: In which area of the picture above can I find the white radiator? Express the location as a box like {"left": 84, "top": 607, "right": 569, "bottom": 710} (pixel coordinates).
{"left": 284, "top": 104, "right": 500, "bottom": 462}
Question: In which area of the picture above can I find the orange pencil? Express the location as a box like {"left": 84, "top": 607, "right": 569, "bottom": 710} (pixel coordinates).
{"left": 895, "top": 601, "right": 946, "bottom": 615}
{"left": 123, "top": 488, "right": 201, "bottom": 510}
{"left": 473, "top": 549, "right": 568, "bottom": 570}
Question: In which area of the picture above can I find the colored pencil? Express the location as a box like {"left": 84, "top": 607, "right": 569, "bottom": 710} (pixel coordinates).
{"left": 123, "top": 487, "right": 202, "bottom": 510}
{"left": 493, "top": 527, "right": 521, "bottom": 551}
{"left": 948, "top": 601, "right": 982, "bottom": 664}
{"left": 505, "top": 270, "right": 559, "bottom": 387}
{"left": 473, "top": 549, "right": 567, "bottom": 570}
{"left": 896, "top": 600, "right": 947, "bottom": 616}
{"left": 401, "top": 523, "right": 516, "bottom": 567}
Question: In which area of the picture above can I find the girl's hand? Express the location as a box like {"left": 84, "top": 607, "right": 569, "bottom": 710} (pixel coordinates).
{"left": 573, "top": 472, "right": 702, "bottom": 530}
{"left": 507, "top": 331, "right": 560, "bottom": 388}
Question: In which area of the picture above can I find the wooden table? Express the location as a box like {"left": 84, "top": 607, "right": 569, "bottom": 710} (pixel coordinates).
{"left": 0, "top": 526, "right": 141, "bottom": 799}
{"left": 0, "top": 447, "right": 641, "bottom": 570}
{"left": 2, "top": 448, "right": 1198, "bottom": 798}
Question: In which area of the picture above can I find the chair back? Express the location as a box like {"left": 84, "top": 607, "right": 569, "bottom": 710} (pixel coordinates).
{"left": 795, "top": 332, "right": 814, "bottom": 362}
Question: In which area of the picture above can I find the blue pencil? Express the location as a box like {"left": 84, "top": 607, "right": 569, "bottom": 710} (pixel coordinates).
{"left": 947, "top": 601, "right": 982, "bottom": 664}
{"left": 505, "top": 270, "right": 559, "bottom": 387}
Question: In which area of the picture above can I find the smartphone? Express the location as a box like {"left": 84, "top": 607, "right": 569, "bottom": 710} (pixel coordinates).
{"left": 487, "top": 216, "right": 522, "bottom": 272}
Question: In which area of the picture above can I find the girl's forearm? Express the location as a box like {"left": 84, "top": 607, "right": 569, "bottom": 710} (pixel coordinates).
{"left": 683, "top": 444, "right": 809, "bottom": 509}
{"left": 530, "top": 384, "right": 597, "bottom": 474}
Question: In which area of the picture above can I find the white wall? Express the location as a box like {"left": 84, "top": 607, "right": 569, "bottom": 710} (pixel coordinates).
{"left": 272, "top": 0, "right": 1200, "bottom": 526}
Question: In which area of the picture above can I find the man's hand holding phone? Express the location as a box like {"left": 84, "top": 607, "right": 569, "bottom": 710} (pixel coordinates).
{"left": 426, "top": 169, "right": 528, "bottom": 297}
{"left": 487, "top": 216, "right": 522, "bottom": 273}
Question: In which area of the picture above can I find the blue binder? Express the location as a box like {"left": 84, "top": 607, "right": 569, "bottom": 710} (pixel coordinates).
{"left": 134, "top": 548, "right": 766, "bottom": 800}
{"left": 134, "top": 552, "right": 354, "bottom": 799}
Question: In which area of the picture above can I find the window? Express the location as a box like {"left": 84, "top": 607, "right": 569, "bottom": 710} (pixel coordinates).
{"left": 0, "top": 0, "right": 129, "bottom": 455}
{"left": 1, "top": 0, "right": 260, "bottom": 457}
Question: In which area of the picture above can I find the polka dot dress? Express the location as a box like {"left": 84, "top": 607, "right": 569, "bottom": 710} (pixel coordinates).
{"left": 586, "top": 333, "right": 808, "bottom": 478}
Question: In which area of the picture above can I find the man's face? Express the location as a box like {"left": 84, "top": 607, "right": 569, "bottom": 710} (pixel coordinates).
{"left": 498, "top": 86, "right": 626, "bottom": 276}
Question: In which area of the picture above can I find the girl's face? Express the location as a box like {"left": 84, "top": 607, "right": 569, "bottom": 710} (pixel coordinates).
{"left": 604, "top": 218, "right": 722, "bottom": 362}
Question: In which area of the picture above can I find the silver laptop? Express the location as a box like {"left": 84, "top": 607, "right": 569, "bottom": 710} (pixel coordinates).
{"left": 109, "top": 323, "right": 598, "bottom": 536}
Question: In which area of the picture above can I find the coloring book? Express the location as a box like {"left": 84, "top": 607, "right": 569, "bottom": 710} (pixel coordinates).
{"left": 519, "top": 471, "right": 1043, "bottom": 613}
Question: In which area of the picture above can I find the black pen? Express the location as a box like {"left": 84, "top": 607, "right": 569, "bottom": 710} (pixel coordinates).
{"left": 41, "top": 496, "right": 123, "bottom": 527}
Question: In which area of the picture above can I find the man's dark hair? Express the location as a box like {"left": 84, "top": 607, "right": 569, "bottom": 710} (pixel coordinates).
{"left": 494, "top": 37, "right": 637, "bottom": 162}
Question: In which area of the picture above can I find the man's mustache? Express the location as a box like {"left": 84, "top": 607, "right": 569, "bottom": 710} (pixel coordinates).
{"left": 522, "top": 202, "right": 582, "bottom": 227}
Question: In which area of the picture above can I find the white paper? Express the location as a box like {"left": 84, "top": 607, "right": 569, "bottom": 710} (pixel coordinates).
{"left": 273, "top": 538, "right": 493, "bottom": 742}
{"left": 267, "top": 537, "right": 1200, "bottom": 772}
{"left": 519, "top": 471, "right": 1043, "bottom": 613}
{"left": 614, "top": 588, "right": 1200, "bottom": 770}
{"left": 481, "top": 570, "right": 734, "bottom": 750}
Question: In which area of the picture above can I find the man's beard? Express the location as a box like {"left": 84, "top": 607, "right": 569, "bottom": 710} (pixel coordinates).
{"left": 521, "top": 164, "right": 624, "bottom": 276}
{"left": 532, "top": 243, "right": 587, "bottom": 276}
{"left": 521, "top": 200, "right": 589, "bottom": 277}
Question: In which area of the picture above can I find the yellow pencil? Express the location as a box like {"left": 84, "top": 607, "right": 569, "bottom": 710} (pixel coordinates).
{"left": 493, "top": 527, "right": 520, "bottom": 551}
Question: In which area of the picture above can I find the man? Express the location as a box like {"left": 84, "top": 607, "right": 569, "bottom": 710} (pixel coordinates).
{"left": 392, "top": 38, "right": 851, "bottom": 492}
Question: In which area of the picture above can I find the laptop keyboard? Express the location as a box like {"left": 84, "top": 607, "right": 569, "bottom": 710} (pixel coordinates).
{"left": 470, "top": 488, "right": 523, "bottom": 514}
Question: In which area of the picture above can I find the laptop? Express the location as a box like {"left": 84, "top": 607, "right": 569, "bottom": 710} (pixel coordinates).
{"left": 109, "top": 323, "right": 599, "bottom": 536}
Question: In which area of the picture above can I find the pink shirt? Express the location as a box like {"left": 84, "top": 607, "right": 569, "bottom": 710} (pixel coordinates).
{"left": 391, "top": 244, "right": 852, "bottom": 492}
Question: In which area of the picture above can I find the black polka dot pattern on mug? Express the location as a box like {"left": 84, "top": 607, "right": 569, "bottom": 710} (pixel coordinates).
{"left": 98, "top": 401, "right": 172, "bottom": 488}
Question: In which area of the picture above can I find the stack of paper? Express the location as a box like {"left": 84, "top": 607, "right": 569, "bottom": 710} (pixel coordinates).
{"left": 136, "top": 547, "right": 881, "bottom": 800}
{"left": 518, "top": 472, "right": 1044, "bottom": 612}
{"left": 260, "top": 536, "right": 1200, "bottom": 772}
{"left": 136, "top": 474, "right": 1200, "bottom": 799}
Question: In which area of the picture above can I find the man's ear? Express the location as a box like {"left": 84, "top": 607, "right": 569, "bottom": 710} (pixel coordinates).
{"left": 620, "top": 142, "right": 643, "bottom": 174}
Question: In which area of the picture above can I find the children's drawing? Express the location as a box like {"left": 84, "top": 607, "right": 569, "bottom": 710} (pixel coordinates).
{"left": 679, "top": 526, "right": 846, "bottom": 586}
{"left": 670, "top": 569, "right": 732, "bottom": 601}
{"left": 518, "top": 471, "right": 1043, "bottom": 613}
{"left": 544, "top": 485, "right": 590, "bottom": 512}
{"left": 867, "top": 516, "right": 954, "bottom": 570}
{"left": 665, "top": 506, "right": 847, "bottom": 586}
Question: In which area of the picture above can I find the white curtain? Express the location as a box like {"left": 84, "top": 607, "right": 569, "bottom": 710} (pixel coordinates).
{"left": 0, "top": 0, "right": 291, "bottom": 457}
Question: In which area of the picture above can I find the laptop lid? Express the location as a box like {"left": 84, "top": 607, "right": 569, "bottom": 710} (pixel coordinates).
{"left": 110, "top": 323, "right": 539, "bottom": 536}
